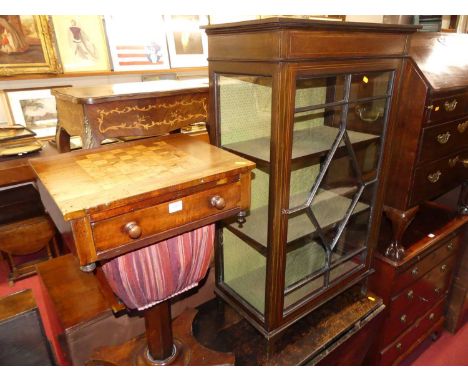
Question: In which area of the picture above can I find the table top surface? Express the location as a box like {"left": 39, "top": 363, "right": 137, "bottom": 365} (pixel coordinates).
{"left": 29, "top": 134, "right": 254, "bottom": 221}
{"left": 52, "top": 79, "right": 209, "bottom": 105}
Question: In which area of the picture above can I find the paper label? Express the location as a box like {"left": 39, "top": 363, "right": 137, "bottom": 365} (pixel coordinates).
{"left": 169, "top": 200, "right": 183, "bottom": 213}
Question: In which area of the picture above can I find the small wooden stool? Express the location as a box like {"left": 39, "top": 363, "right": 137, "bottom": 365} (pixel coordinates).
{"left": 0, "top": 215, "right": 58, "bottom": 285}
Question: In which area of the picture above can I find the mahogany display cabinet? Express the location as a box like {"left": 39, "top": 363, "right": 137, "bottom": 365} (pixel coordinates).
{"left": 204, "top": 18, "right": 418, "bottom": 338}
{"left": 383, "top": 32, "right": 468, "bottom": 260}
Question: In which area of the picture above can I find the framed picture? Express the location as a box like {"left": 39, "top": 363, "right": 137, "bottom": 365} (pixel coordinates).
{"left": 164, "top": 15, "right": 208, "bottom": 68}
{"left": 0, "top": 15, "right": 60, "bottom": 76}
{"left": 50, "top": 15, "right": 111, "bottom": 73}
{"left": 104, "top": 15, "right": 170, "bottom": 71}
{"left": 2, "top": 86, "right": 70, "bottom": 138}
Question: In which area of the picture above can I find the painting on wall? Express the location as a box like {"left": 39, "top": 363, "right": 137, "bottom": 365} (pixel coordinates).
{"left": 3, "top": 86, "right": 71, "bottom": 137}
{"left": 51, "top": 15, "right": 111, "bottom": 73}
{"left": 104, "top": 15, "right": 170, "bottom": 71}
{"left": 164, "top": 15, "right": 208, "bottom": 68}
{"left": 0, "top": 15, "right": 60, "bottom": 76}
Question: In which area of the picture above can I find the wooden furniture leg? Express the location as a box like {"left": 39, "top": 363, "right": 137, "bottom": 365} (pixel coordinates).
{"left": 383, "top": 205, "right": 419, "bottom": 260}
{"left": 87, "top": 304, "right": 235, "bottom": 366}
{"left": 56, "top": 127, "right": 71, "bottom": 153}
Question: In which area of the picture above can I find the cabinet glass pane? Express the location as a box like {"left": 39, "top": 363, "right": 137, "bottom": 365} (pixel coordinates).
{"left": 295, "top": 76, "right": 346, "bottom": 108}
{"left": 349, "top": 71, "right": 392, "bottom": 100}
{"left": 222, "top": 229, "right": 266, "bottom": 315}
{"left": 283, "top": 72, "right": 392, "bottom": 312}
{"left": 219, "top": 75, "right": 272, "bottom": 163}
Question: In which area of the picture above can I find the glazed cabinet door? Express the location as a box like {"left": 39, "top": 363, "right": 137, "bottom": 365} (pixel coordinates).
{"left": 282, "top": 70, "right": 395, "bottom": 315}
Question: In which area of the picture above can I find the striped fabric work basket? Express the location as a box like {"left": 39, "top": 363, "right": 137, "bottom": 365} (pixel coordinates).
{"left": 102, "top": 224, "right": 214, "bottom": 311}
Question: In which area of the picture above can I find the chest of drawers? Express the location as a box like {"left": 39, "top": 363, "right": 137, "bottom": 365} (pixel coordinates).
{"left": 384, "top": 33, "right": 468, "bottom": 259}
{"left": 367, "top": 203, "right": 467, "bottom": 365}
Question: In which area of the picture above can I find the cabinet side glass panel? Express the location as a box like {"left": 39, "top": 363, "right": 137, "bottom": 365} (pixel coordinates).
{"left": 218, "top": 74, "right": 272, "bottom": 316}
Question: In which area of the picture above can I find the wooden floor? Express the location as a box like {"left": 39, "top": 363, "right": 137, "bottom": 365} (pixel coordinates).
{"left": 0, "top": 257, "right": 466, "bottom": 366}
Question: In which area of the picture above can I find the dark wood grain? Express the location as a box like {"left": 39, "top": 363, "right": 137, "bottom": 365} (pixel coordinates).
{"left": 367, "top": 203, "right": 467, "bottom": 365}
{"left": 192, "top": 288, "right": 384, "bottom": 365}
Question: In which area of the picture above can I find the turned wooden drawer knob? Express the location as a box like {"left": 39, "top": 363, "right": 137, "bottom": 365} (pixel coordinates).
{"left": 400, "top": 314, "right": 407, "bottom": 323}
{"left": 124, "top": 221, "right": 142, "bottom": 239}
{"left": 411, "top": 267, "right": 419, "bottom": 277}
{"left": 396, "top": 343, "right": 402, "bottom": 351}
{"left": 447, "top": 241, "right": 454, "bottom": 251}
{"left": 429, "top": 313, "right": 435, "bottom": 321}
{"left": 407, "top": 290, "right": 414, "bottom": 300}
{"left": 434, "top": 287, "right": 441, "bottom": 295}
{"left": 441, "top": 264, "right": 448, "bottom": 272}
{"left": 210, "top": 195, "right": 226, "bottom": 210}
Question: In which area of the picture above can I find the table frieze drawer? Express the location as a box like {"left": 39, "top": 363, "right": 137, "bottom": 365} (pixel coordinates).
{"left": 418, "top": 118, "right": 468, "bottom": 164}
{"left": 425, "top": 92, "right": 468, "bottom": 125}
{"left": 410, "top": 150, "right": 466, "bottom": 206}
{"left": 92, "top": 181, "right": 241, "bottom": 253}
{"left": 380, "top": 298, "right": 445, "bottom": 365}
{"left": 393, "top": 234, "right": 460, "bottom": 293}
{"left": 382, "top": 256, "right": 456, "bottom": 345}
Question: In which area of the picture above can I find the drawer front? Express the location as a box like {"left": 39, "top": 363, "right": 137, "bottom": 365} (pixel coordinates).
{"left": 411, "top": 150, "right": 466, "bottom": 206}
{"left": 380, "top": 298, "right": 445, "bottom": 365}
{"left": 393, "top": 234, "right": 460, "bottom": 293}
{"left": 425, "top": 92, "right": 468, "bottom": 125}
{"left": 382, "top": 255, "right": 456, "bottom": 345}
{"left": 419, "top": 117, "right": 468, "bottom": 163}
{"left": 93, "top": 181, "right": 241, "bottom": 253}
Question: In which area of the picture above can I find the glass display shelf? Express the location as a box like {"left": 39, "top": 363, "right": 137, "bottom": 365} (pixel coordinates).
{"left": 222, "top": 125, "right": 379, "bottom": 166}
{"left": 225, "top": 187, "right": 370, "bottom": 253}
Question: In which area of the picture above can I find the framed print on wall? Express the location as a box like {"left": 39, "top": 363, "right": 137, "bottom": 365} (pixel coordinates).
{"left": 51, "top": 15, "right": 111, "bottom": 73}
{"left": 0, "top": 15, "right": 60, "bottom": 76}
{"left": 104, "top": 15, "right": 170, "bottom": 71}
{"left": 3, "top": 86, "right": 70, "bottom": 138}
{"left": 164, "top": 15, "right": 208, "bottom": 68}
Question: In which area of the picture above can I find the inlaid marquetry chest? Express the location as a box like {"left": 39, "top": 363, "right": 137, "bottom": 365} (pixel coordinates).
{"left": 52, "top": 79, "right": 208, "bottom": 152}
{"left": 383, "top": 32, "right": 468, "bottom": 259}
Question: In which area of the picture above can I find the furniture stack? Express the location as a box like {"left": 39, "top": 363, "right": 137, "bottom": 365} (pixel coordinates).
{"left": 368, "top": 32, "right": 468, "bottom": 365}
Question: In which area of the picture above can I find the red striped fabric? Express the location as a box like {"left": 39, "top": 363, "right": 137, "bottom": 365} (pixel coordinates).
{"left": 102, "top": 224, "right": 214, "bottom": 310}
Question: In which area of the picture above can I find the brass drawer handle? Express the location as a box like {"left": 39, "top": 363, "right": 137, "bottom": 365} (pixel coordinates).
{"left": 436, "top": 132, "right": 451, "bottom": 144}
{"left": 447, "top": 241, "right": 454, "bottom": 251}
{"left": 444, "top": 99, "right": 458, "bottom": 112}
{"left": 124, "top": 221, "right": 142, "bottom": 239}
{"left": 411, "top": 267, "right": 419, "bottom": 277}
{"left": 429, "top": 313, "right": 435, "bottom": 321}
{"left": 210, "top": 195, "right": 226, "bottom": 210}
{"left": 458, "top": 121, "right": 468, "bottom": 133}
{"left": 449, "top": 156, "right": 459, "bottom": 168}
{"left": 407, "top": 289, "right": 414, "bottom": 300}
{"left": 427, "top": 171, "right": 442, "bottom": 183}
{"left": 441, "top": 264, "right": 448, "bottom": 272}
{"left": 400, "top": 314, "right": 407, "bottom": 323}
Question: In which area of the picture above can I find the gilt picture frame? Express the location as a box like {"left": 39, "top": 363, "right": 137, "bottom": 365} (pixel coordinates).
{"left": 51, "top": 15, "right": 111, "bottom": 73}
{"left": 164, "top": 15, "right": 209, "bottom": 68}
{"left": 104, "top": 15, "right": 170, "bottom": 72}
{"left": 2, "top": 86, "right": 71, "bottom": 138}
{"left": 0, "top": 15, "right": 60, "bottom": 76}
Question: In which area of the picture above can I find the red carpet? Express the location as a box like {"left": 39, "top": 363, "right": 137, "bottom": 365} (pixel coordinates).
{"left": 0, "top": 257, "right": 467, "bottom": 366}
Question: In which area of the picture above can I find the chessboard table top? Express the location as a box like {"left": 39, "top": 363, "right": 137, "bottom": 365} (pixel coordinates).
{"left": 29, "top": 134, "right": 254, "bottom": 221}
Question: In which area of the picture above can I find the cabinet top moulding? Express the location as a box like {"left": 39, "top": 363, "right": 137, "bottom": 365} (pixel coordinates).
{"left": 204, "top": 18, "right": 420, "bottom": 62}
{"left": 0, "top": 67, "right": 207, "bottom": 82}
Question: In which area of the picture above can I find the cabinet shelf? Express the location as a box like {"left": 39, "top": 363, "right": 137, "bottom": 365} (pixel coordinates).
{"left": 222, "top": 125, "right": 379, "bottom": 166}
{"left": 225, "top": 188, "right": 370, "bottom": 253}
{"left": 224, "top": 242, "right": 361, "bottom": 314}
